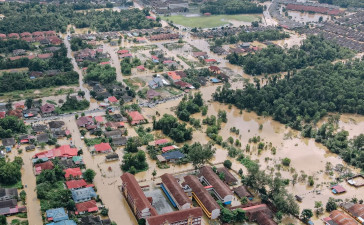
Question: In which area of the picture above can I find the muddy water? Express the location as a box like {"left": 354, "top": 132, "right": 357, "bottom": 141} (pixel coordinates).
{"left": 62, "top": 112, "right": 138, "bottom": 225}
{"left": 141, "top": 87, "right": 363, "bottom": 225}
{"left": 287, "top": 11, "right": 330, "bottom": 23}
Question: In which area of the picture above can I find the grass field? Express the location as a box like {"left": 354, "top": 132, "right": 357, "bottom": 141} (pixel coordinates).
{"left": 161, "top": 14, "right": 261, "bottom": 28}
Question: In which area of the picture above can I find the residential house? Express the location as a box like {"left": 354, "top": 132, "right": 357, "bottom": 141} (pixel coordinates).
{"left": 147, "top": 89, "right": 161, "bottom": 100}
{"left": 154, "top": 139, "right": 169, "bottom": 146}
{"left": 161, "top": 151, "right": 185, "bottom": 163}
{"left": 233, "top": 186, "right": 253, "bottom": 200}
{"left": 146, "top": 208, "right": 203, "bottom": 225}
{"left": 2, "top": 138, "right": 15, "bottom": 151}
{"left": 19, "top": 135, "right": 35, "bottom": 144}
{"left": 34, "top": 161, "right": 54, "bottom": 175}
{"left": 104, "top": 130, "right": 123, "bottom": 139}
{"left": 111, "top": 137, "right": 128, "bottom": 147}
{"left": 75, "top": 200, "right": 98, "bottom": 215}
{"left": 66, "top": 180, "right": 88, "bottom": 191}
{"left": 33, "top": 145, "right": 78, "bottom": 160}
{"left": 137, "top": 65, "right": 145, "bottom": 72}
{"left": 163, "top": 60, "right": 178, "bottom": 69}
{"left": 0, "top": 188, "right": 18, "bottom": 201}
{"left": 217, "top": 167, "right": 238, "bottom": 185}
{"left": 148, "top": 77, "right": 165, "bottom": 89}
{"left": 37, "top": 133, "right": 50, "bottom": 143}
{"left": 48, "top": 121, "right": 65, "bottom": 131}
{"left": 59, "top": 159, "right": 76, "bottom": 169}
{"left": 25, "top": 145, "right": 36, "bottom": 151}
{"left": 80, "top": 215, "right": 111, "bottom": 225}
{"left": 174, "top": 81, "right": 194, "bottom": 90}
{"left": 162, "top": 145, "right": 178, "bottom": 153}
{"left": 72, "top": 156, "right": 84, "bottom": 165}
{"left": 105, "top": 153, "right": 119, "bottom": 162}
{"left": 182, "top": 175, "right": 220, "bottom": 219}
{"left": 93, "top": 143, "right": 112, "bottom": 154}
{"left": 324, "top": 210, "right": 357, "bottom": 225}
{"left": 120, "top": 173, "right": 158, "bottom": 219}
{"left": 192, "top": 51, "right": 208, "bottom": 59}
{"left": 46, "top": 208, "right": 69, "bottom": 222}
{"left": 0, "top": 199, "right": 26, "bottom": 216}
{"left": 117, "top": 50, "right": 129, "bottom": 55}
{"left": 71, "top": 187, "right": 97, "bottom": 203}
{"left": 205, "top": 59, "right": 217, "bottom": 64}
{"left": 128, "top": 111, "right": 146, "bottom": 125}
{"left": 64, "top": 168, "right": 82, "bottom": 180}
{"left": 198, "top": 166, "right": 233, "bottom": 205}
{"left": 105, "top": 122, "right": 125, "bottom": 130}
{"left": 340, "top": 202, "right": 364, "bottom": 224}
{"left": 160, "top": 173, "right": 192, "bottom": 210}
{"left": 77, "top": 116, "right": 94, "bottom": 128}
{"left": 209, "top": 66, "right": 221, "bottom": 74}
{"left": 332, "top": 185, "right": 346, "bottom": 194}
{"left": 167, "top": 71, "right": 181, "bottom": 83}
{"left": 46, "top": 220, "right": 77, "bottom": 225}
{"left": 107, "top": 96, "right": 118, "bottom": 104}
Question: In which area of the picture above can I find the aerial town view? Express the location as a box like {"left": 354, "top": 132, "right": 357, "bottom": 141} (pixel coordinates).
{"left": 0, "top": 0, "right": 363, "bottom": 224}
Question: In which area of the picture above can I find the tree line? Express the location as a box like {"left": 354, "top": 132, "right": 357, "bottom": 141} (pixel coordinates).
{"left": 0, "top": 39, "right": 33, "bottom": 54}
{"left": 227, "top": 36, "right": 353, "bottom": 75}
{"left": 0, "top": 2, "right": 161, "bottom": 33}
{"left": 0, "top": 116, "right": 28, "bottom": 138}
{"left": 200, "top": 0, "right": 263, "bottom": 15}
{"left": 213, "top": 61, "right": 364, "bottom": 128}
{"left": 153, "top": 114, "right": 193, "bottom": 143}
{"left": 318, "top": 0, "right": 364, "bottom": 8}
{"left": 84, "top": 63, "right": 116, "bottom": 84}
{"left": 214, "top": 29, "right": 290, "bottom": 46}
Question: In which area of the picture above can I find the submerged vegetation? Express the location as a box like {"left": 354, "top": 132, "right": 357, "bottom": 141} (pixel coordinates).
{"left": 227, "top": 36, "right": 353, "bottom": 75}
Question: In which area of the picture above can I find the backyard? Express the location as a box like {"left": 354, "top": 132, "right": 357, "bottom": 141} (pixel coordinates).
{"left": 161, "top": 14, "right": 261, "bottom": 28}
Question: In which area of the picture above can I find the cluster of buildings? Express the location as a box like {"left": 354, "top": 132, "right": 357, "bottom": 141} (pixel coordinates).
{"left": 0, "top": 120, "right": 70, "bottom": 153}
{"left": 323, "top": 202, "right": 364, "bottom": 225}
{"left": 0, "top": 30, "right": 62, "bottom": 45}
{"left": 0, "top": 188, "right": 27, "bottom": 216}
{"left": 121, "top": 165, "right": 277, "bottom": 225}
{"left": 140, "top": 0, "right": 189, "bottom": 14}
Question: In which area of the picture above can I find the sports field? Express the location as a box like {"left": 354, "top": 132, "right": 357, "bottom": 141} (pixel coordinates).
{"left": 161, "top": 14, "right": 261, "bottom": 28}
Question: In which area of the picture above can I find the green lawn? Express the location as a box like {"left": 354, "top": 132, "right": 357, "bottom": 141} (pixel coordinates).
{"left": 162, "top": 14, "right": 261, "bottom": 28}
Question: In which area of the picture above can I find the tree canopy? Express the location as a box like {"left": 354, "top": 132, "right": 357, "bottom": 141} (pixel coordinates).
{"left": 0, "top": 116, "right": 27, "bottom": 138}
{"left": 0, "top": 3, "right": 161, "bottom": 33}
{"left": 200, "top": 0, "right": 263, "bottom": 15}
{"left": 213, "top": 61, "right": 364, "bottom": 128}
{"left": 153, "top": 114, "right": 193, "bottom": 143}
{"left": 227, "top": 36, "right": 353, "bottom": 75}
{"left": 84, "top": 63, "right": 116, "bottom": 84}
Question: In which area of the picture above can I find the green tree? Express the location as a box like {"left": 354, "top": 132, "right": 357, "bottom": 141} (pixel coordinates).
{"left": 223, "top": 160, "right": 232, "bottom": 169}
{"left": 25, "top": 98, "right": 33, "bottom": 109}
{"left": 188, "top": 143, "right": 215, "bottom": 168}
{"left": 326, "top": 197, "right": 337, "bottom": 212}
{"left": 83, "top": 169, "right": 96, "bottom": 183}
{"left": 301, "top": 209, "right": 313, "bottom": 222}
{"left": 19, "top": 190, "right": 26, "bottom": 204}
{"left": 282, "top": 158, "right": 291, "bottom": 166}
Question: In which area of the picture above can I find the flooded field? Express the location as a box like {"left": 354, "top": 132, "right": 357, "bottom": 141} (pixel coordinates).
{"left": 287, "top": 11, "right": 330, "bottom": 23}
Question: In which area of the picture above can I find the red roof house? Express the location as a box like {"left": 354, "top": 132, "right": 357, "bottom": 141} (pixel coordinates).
{"left": 108, "top": 96, "right": 118, "bottom": 103}
{"left": 64, "top": 167, "right": 82, "bottom": 180}
{"left": 128, "top": 111, "right": 146, "bottom": 125}
{"left": 162, "top": 145, "right": 177, "bottom": 153}
{"left": 38, "top": 53, "right": 53, "bottom": 59}
{"left": 155, "top": 139, "right": 168, "bottom": 146}
{"left": 75, "top": 200, "right": 98, "bottom": 214}
{"left": 137, "top": 65, "right": 145, "bottom": 71}
{"left": 209, "top": 66, "right": 221, "bottom": 74}
{"left": 146, "top": 16, "right": 156, "bottom": 20}
{"left": 0, "top": 112, "right": 5, "bottom": 119}
{"left": 332, "top": 185, "right": 346, "bottom": 194}
{"left": 8, "top": 33, "right": 20, "bottom": 39}
{"left": 34, "top": 161, "right": 54, "bottom": 175}
{"left": 117, "top": 49, "right": 129, "bottom": 54}
{"left": 66, "top": 179, "right": 88, "bottom": 190}
{"left": 94, "top": 143, "right": 112, "bottom": 154}
{"left": 41, "top": 103, "right": 55, "bottom": 115}
{"left": 94, "top": 116, "right": 104, "bottom": 123}
{"left": 167, "top": 71, "right": 181, "bottom": 82}
{"left": 33, "top": 145, "right": 78, "bottom": 159}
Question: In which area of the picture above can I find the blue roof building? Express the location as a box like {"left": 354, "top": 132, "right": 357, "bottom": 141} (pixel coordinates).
{"left": 71, "top": 187, "right": 97, "bottom": 203}
{"left": 210, "top": 78, "right": 221, "bottom": 83}
{"left": 162, "top": 151, "right": 185, "bottom": 162}
{"left": 46, "top": 208, "right": 68, "bottom": 222}
{"left": 47, "top": 220, "right": 77, "bottom": 225}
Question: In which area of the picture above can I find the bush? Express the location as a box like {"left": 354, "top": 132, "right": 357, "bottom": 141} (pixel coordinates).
{"left": 223, "top": 160, "right": 232, "bottom": 169}
{"left": 282, "top": 157, "right": 291, "bottom": 167}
